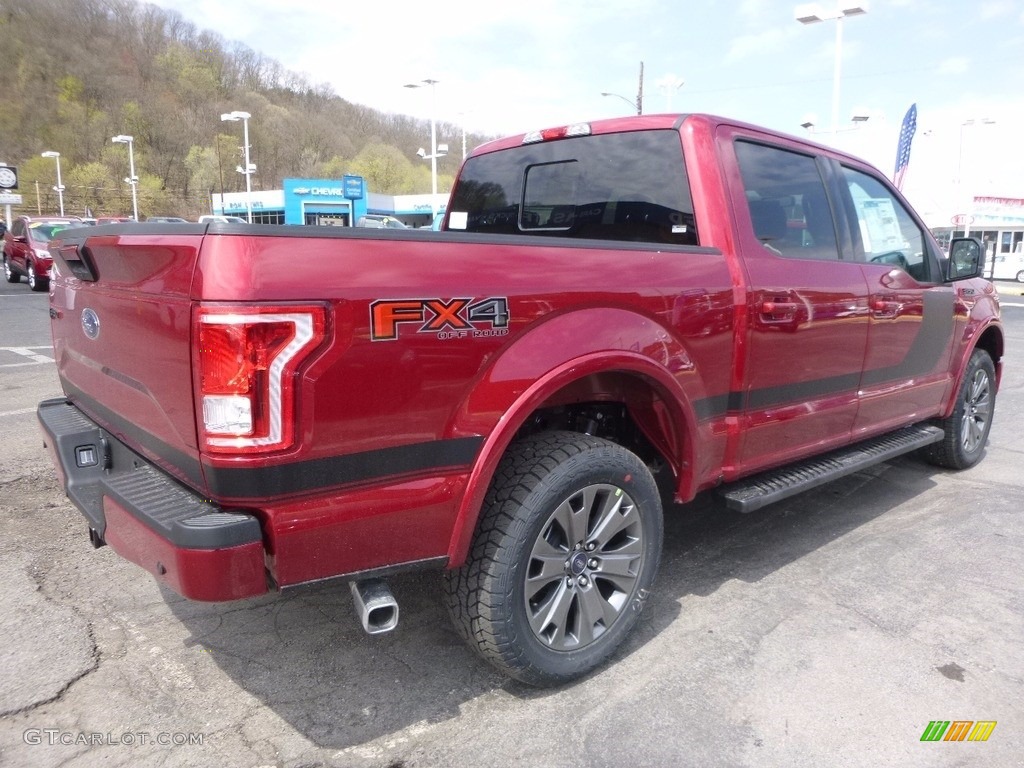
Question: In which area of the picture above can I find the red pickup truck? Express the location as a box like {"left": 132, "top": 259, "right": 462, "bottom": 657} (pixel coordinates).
{"left": 39, "top": 114, "right": 1002, "bottom": 686}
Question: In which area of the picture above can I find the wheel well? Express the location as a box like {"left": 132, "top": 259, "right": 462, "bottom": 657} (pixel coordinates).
{"left": 976, "top": 325, "right": 1003, "bottom": 364}
{"left": 511, "top": 371, "right": 682, "bottom": 486}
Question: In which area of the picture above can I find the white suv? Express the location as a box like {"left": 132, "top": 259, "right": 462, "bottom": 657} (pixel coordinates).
{"left": 198, "top": 215, "right": 247, "bottom": 224}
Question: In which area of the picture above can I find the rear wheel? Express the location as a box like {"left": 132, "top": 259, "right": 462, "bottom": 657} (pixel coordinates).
{"left": 444, "top": 431, "right": 663, "bottom": 686}
{"left": 3, "top": 256, "right": 18, "bottom": 283}
{"left": 924, "top": 349, "right": 996, "bottom": 469}
{"left": 1016, "top": 270, "right": 1024, "bottom": 283}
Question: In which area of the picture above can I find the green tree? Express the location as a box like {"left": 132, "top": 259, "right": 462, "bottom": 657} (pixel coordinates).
{"left": 350, "top": 144, "right": 416, "bottom": 194}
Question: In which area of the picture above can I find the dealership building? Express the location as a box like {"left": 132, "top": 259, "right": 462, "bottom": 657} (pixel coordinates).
{"left": 210, "top": 176, "right": 447, "bottom": 228}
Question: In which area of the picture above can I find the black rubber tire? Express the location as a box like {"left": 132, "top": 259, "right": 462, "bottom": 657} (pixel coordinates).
{"left": 27, "top": 262, "right": 47, "bottom": 292}
{"left": 3, "top": 256, "right": 19, "bottom": 283}
{"left": 1016, "top": 270, "right": 1024, "bottom": 284}
{"left": 444, "top": 431, "right": 663, "bottom": 686}
{"left": 924, "top": 348, "right": 996, "bottom": 469}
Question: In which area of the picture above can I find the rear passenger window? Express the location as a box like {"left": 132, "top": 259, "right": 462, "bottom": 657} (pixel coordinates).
{"left": 735, "top": 141, "right": 839, "bottom": 261}
{"left": 840, "top": 166, "right": 932, "bottom": 281}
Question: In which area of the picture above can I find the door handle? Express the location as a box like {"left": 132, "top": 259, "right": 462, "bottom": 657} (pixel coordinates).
{"left": 761, "top": 301, "right": 799, "bottom": 314}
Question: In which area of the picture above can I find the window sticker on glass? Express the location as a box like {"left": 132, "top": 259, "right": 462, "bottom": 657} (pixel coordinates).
{"left": 449, "top": 211, "right": 468, "bottom": 230}
{"left": 854, "top": 198, "right": 903, "bottom": 254}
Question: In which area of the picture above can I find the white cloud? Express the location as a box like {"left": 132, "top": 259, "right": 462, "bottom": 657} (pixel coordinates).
{"left": 727, "top": 27, "right": 799, "bottom": 63}
{"left": 980, "top": 1, "right": 1015, "bottom": 20}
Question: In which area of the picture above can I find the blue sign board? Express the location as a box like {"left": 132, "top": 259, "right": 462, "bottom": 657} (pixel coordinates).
{"left": 343, "top": 175, "right": 364, "bottom": 200}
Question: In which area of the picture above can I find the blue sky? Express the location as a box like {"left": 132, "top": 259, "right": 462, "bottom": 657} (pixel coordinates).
{"left": 149, "top": 0, "right": 1024, "bottom": 224}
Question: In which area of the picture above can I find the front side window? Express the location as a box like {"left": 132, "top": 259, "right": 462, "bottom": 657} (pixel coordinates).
{"left": 734, "top": 141, "right": 839, "bottom": 261}
{"left": 447, "top": 130, "right": 698, "bottom": 246}
{"left": 841, "top": 166, "right": 932, "bottom": 281}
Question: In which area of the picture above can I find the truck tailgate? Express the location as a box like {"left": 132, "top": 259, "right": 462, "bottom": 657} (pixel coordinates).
{"left": 49, "top": 230, "right": 206, "bottom": 489}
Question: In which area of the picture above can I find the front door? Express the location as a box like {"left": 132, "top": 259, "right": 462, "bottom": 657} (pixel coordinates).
{"left": 835, "top": 163, "right": 956, "bottom": 436}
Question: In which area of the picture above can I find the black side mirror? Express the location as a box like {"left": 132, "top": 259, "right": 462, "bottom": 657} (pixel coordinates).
{"left": 946, "top": 237, "right": 984, "bottom": 281}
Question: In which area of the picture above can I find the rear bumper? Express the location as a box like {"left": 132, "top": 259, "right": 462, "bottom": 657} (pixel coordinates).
{"left": 38, "top": 398, "right": 268, "bottom": 601}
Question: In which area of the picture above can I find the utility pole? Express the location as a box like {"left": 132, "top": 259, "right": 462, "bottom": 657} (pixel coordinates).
{"left": 636, "top": 61, "right": 644, "bottom": 116}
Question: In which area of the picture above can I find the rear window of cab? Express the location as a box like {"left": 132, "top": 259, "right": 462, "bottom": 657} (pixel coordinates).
{"left": 447, "top": 129, "right": 699, "bottom": 246}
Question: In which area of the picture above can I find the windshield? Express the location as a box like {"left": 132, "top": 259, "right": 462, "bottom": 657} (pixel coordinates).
{"left": 447, "top": 129, "right": 698, "bottom": 246}
{"left": 29, "top": 224, "right": 69, "bottom": 243}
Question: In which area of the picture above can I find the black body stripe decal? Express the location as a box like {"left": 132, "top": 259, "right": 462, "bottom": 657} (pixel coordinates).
{"left": 203, "top": 437, "right": 483, "bottom": 498}
{"left": 694, "top": 289, "right": 956, "bottom": 420}
{"left": 62, "top": 379, "right": 482, "bottom": 500}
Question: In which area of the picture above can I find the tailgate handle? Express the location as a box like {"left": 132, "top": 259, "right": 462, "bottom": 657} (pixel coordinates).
{"left": 56, "top": 242, "right": 98, "bottom": 282}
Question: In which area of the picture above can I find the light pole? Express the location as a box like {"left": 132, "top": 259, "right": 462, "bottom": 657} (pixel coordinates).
{"left": 601, "top": 91, "right": 642, "bottom": 114}
{"left": 799, "top": 113, "right": 869, "bottom": 134}
{"left": 795, "top": 3, "right": 868, "bottom": 139}
{"left": 220, "top": 110, "right": 254, "bottom": 223}
{"left": 958, "top": 118, "right": 996, "bottom": 239}
{"left": 601, "top": 61, "right": 645, "bottom": 115}
{"left": 40, "top": 151, "right": 64, "bottom": 216}
{"left": 111, "top": 135, "right": 139, "bottom": 221}
{"left": 655, "top": 74, "right": 685, "bottom": 111}
{"left": 404, "top": 79, "right": 444, "bottom": 218}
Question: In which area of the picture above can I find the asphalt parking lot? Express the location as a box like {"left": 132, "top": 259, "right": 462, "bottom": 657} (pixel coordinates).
{"left": 1, "top": 283, "right": 1022, "bottom": 767}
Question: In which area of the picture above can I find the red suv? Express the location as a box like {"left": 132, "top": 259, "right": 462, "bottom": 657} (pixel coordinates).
{"left": 3, "top": 216, "right": 82, "bottom": 291}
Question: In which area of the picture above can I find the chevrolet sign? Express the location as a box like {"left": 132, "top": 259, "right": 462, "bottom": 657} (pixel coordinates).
{"left": 292, "top": 187, "right": 347, "bottom": 196}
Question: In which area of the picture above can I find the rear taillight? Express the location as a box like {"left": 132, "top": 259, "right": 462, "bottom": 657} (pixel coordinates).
{"left": 194, "top": 304, "right": 327, "bottom": 454}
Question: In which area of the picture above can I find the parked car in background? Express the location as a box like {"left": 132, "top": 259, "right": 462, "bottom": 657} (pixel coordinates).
{"left": 146, "top": 216, "right": 189, "bottom": 223}
{"left": 3, "top": 216, "right": 83, "bottom": 291}
{"left": 989, "top": 247, "right": 1024, "bottom": 283}
{"left": 198, "top": 214, "right": 247, "bottom": 224}
{"left": 356, "top": 214, "right": 407, "bottom": 229}
{"left": 96, "top": 216, "right": 133, "bottom": 224}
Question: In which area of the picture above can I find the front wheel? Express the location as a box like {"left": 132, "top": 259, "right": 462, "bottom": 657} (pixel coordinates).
{"left": 924, "top": 349, "right": 996, "bottom": 469}
{"left": 444, "top": 431, "right": 663, "bottom": 686}
{"left": 1016, "top": 270, "right": 1024, "bottom": 283}
{"left": 27, "top": 262, "right": 47, "bottom": 292}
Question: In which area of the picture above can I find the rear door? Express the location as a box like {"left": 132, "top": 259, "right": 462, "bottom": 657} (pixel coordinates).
{"left": 720, "top": 128, "right": 871, "bottom": 474}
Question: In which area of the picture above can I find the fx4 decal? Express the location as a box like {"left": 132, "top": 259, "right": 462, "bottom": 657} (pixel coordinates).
{"left": 370, "top": 297, "right": 510, "bottom": 341}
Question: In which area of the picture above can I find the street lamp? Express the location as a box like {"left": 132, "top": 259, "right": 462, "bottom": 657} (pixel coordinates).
{"left": 601, "top": 91, "right": 642, "bottom": 115}
{"left": 404, "top": 79, "right": 443, "bottom": 218}
{"left": 800, "top": 113, "right": 869, "bottom": 133}
{"left": 958, "top": 118, "right": 996, "bottom": 239}
{"left": 111, "top": 135, "right": 139, "bottom": 221}
{"left": 40, "top": 151, "right": 64, "bottom": 216}
{"left": 655, "top": 74, "right": 685, "bottom": 111}
{"left": 220, "top": 110, "right": 254, "bottom": 223}
{"left": 601, "top": 61, "right": 645, "bottom": 115}
{"left": 795, "top": 3, "right": 868, "bottom": 139}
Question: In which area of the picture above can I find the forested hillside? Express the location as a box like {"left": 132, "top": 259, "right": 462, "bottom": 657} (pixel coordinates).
{"left": 0, "top": 0, "right": 484, "bottom": 219}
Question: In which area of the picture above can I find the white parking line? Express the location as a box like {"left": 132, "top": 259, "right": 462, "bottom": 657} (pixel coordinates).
{"left": 0, "top": 346, "right": 55, "bottom": 367}
{"left": 0, "top": 406, "right": 38, "bottom": 418}
{"left": 1001, "top": 302, "right": 1024, "bottom": 308}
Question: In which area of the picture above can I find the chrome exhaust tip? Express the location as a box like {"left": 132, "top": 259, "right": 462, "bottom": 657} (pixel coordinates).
{"left": 349, "top": 579, "right": 399, "bottom": 634}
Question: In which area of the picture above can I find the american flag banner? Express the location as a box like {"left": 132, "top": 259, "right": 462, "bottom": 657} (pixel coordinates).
{"left": 893, "top": 103, "right": 917, "bottom": 191}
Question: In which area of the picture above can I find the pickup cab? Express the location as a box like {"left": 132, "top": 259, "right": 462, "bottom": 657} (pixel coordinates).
{"left": 39, "top": 114, "right": 1003, "bottom": 686}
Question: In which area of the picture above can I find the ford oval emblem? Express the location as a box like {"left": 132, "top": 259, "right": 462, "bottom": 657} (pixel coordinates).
{"left": 82, "top": 308, "right": 100, "bottom": 340}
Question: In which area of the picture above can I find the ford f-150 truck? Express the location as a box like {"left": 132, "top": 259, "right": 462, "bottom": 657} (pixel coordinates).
{"left": 39, "top": 114, "right": 1002, "bottom": 686}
